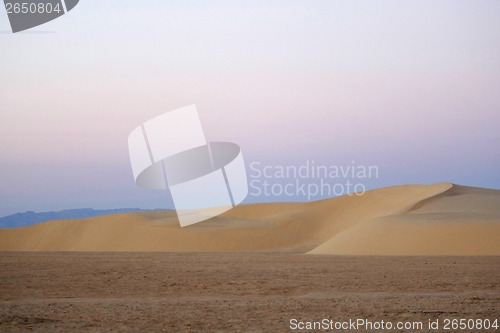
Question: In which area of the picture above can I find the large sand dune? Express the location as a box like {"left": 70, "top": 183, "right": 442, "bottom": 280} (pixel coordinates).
{"left": 1, "top": 183, "right": 499, "bottom": 255}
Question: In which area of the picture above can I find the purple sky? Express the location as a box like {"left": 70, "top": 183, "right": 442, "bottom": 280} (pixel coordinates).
{"left": 1, "top": 1, "right": 499, "bottom": 216}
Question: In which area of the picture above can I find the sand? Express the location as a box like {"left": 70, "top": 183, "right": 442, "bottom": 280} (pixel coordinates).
{"left": 1, "top": 183, "right": 499, "bottom": 255}
{"left": 1, "top": 183, "right": 499, "bottom": 331}
{"left": 0, "top": 252, "right": 499, "bottom": 332}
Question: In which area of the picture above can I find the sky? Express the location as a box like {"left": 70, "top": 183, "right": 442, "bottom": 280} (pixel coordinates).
{"left": 1, "top": 0, "right": 499, "bottom": 216}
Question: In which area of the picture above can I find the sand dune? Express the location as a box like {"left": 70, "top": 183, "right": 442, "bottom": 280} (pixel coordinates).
{"left": 309, "top": 184, "right": 500, "bottom": 255}
{"left": 1, "top": 183, "right": 499, "bottom": 255}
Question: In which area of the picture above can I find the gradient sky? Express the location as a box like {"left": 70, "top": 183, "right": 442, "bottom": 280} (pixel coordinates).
{"left": 1, "top": 1, "right": 499, "bottom": 216}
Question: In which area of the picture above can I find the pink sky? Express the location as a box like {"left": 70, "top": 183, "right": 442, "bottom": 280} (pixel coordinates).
{"left": 0, "top": 1, "right": 499, "bottom": 215}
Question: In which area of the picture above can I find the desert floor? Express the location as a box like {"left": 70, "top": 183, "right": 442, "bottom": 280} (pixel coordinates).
{"left": 0, "top": 252, "right": 499, "bottom": 332}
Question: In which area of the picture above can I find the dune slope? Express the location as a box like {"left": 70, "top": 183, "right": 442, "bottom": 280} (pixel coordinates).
{"left": 1, "top": 183, "right": 499, "bottom": 255}
{"left": 309, "top": 184, "right": 500, "bottom": 255}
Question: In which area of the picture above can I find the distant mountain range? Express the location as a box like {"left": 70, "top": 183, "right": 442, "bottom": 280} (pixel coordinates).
{"left": 0, "top": 208, "right": 149, "bottom": 228}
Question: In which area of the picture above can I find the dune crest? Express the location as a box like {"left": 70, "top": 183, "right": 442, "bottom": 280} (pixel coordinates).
{"left": 1, "top": 183, "right": 499, "bottom": 255}
{"left": 309, "top": 184, "right": 500, "bottom": 255}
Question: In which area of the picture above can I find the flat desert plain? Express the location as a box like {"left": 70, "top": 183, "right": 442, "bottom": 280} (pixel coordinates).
{"left": 1, "top": 253, "right": 499, "bottom": 332}
{"left": 0, "top": 183, "right": 499, "bottom": 331}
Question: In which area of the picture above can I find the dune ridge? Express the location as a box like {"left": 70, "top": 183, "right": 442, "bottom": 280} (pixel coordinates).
{"left": 1, "top": 183, "right": 499, "bottom": 255}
